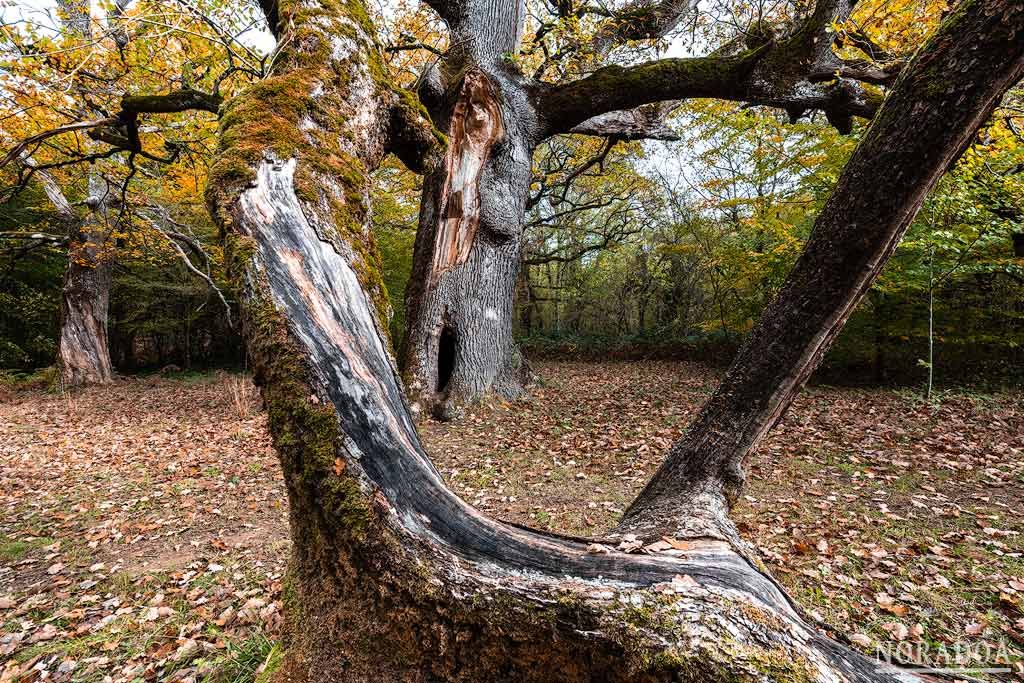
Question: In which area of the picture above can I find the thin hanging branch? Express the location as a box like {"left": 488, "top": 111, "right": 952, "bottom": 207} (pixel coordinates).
{"left": 140, "top": 206, "right": 233, "bottom": 326}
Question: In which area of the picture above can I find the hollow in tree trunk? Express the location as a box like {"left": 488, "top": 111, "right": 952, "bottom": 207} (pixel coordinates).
{"left": 401, "top": 2, "right": 535, "bottom": 420}
{"left": 207, "top": 0, "right": 1024, "bottom": 680}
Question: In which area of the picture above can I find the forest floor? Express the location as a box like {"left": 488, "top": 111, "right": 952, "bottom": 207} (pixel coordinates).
{"left": 1, "top": 360, "right": 1022, "bottom": 681}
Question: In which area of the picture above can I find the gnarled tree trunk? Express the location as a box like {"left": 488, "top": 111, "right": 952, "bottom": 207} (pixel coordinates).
{"left": 58, "top": 209, "right": 114, "bottom": 387}
{"left": 401, "top": 1, "right": 535, "bottom": 420}
{"left": 208, "top": 0, "right": 1023, "bottom": 680}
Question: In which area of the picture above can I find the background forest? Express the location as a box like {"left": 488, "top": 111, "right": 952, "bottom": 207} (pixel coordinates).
{"left": 1, "top": 0, "right": 1022, "bottom": 389}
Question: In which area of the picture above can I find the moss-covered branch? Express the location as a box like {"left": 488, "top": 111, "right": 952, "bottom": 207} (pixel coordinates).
{"left": 536, "top": 49, "right": 761, "bottom": 136}
{"left": 386, "top": 88, "right": 447, "bottom": 175}
{"left": 538, "top": 0, "right": 890, "bottom": 138}
{"left": 121, "top": 88, "right": 222, "bottom": 115}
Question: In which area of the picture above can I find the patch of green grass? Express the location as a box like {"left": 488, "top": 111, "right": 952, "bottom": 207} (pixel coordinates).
{"left": 0, "top": 535, "right": 53, "bottom": 561}
{"left": 890, "top": 472, "right": 923, "bottom": 493}
{"left": 203, "top": 630, "right": 282, "bottom": 683}
{"left": 14, "top": 620, "right": 125, "bottom": 664}
{"left": 106, "top": 571, "right": 136, "bottom": 595}
{"left": 189, "top": 570, "right": 221, "bottom": 591}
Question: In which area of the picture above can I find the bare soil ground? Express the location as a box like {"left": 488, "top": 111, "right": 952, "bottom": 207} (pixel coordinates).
{"left": 1, "top": 360, "right": 1022, "bottom": 681}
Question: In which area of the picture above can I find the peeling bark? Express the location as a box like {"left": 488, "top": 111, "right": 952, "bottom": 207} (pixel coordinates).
{"left": 429, "top": 71, "right": 505, "bottom": 275}
{"left": 401, "top": 6, "right": 536, "bottom": 419}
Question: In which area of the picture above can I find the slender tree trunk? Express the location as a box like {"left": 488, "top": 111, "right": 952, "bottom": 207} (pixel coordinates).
{"left": 401, "top": 0, "right": 536, "bottom": 419}
{"left": 621, "top": 0, "right": 1024, "bottom": 537}
{"left": 206, "top": 0, "right": 1022, "bottom": 680}
{"left": 518, "top": 269, "right": 536, "bottom": 334}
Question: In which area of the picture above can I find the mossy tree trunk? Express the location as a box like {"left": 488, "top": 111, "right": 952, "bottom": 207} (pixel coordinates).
{"left": 33, "top": 152, "right": 116, "bottom": 389}
{"left": 207, "top": 0, "right": 1023, "bottom": 680}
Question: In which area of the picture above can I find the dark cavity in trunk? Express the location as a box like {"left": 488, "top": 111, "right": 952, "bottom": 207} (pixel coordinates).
{"left": 437, "top": 325, "right": 457, "bottom": 394}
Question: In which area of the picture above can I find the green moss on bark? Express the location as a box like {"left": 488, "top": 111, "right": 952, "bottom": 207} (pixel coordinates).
{"left": 242, "top": 285, "right": 371, "bottom": 541}
{"left": 207, "top": 0, "right": 395, "bottom": 321}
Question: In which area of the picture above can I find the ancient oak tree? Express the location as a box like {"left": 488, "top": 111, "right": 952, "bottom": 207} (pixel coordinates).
{"left": 399, "top": 0, "right": 892, "bottom": 418}
{"left": 202, "top": 0, "right": 1023, "bottom": 680}
{"left": 53, "top": 0, "right": 117, "bottom": 387}
{"left": 0, "top": 0, "right": 253, "bottom": 383}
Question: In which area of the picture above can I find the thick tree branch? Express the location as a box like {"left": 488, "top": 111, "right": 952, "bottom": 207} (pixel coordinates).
{"left": 1, "top": 89, "right": 220, "bottom": 181}
{"left": 557, "top": 0, "right": 695, "bottom": 142}
{"left": 810, "top": 59, "right": 903, "bottom": 86}
{"left": 120, "top": 88, "right": 222, "bottom": 115}
{"left": 386, "top": 89, "right": 447, "bottom": 174}
{"left": 569, "top": 102, "right": 680, "bottom": 140}
{"left": 537, "top": 49, "right": 755, "bottom": 136}
{"left": 537, "top": 40, "right": 884, "bottom": 138}
{"left": 539, "top": 0, "right": 896, "bottom": 139}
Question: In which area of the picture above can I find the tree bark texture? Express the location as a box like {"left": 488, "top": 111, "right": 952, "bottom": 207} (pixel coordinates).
{"left": 206, "top": 0, "right": 1022, "bottom": 681}
{"left": 401, "top": 2, "right": 536, "bottom": 419}
{"left": 58, "top": 200, "right": 115, "bottom": 387}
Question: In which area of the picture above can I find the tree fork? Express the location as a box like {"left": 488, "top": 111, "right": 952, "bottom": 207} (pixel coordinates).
{"left": 207, "top": 0, "right": 1022, "bottom": 681}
